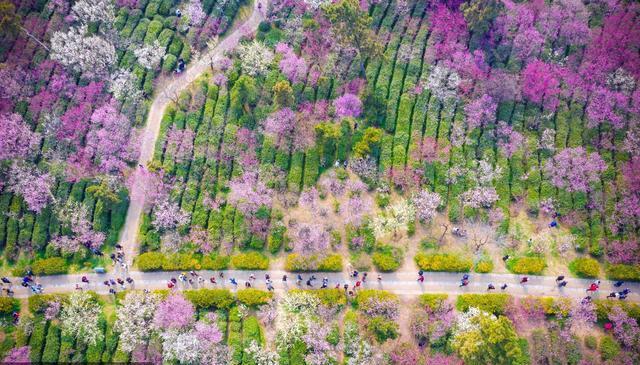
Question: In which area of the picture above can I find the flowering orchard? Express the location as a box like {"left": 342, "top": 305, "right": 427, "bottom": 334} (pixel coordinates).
{"left": 0, "top": 0, "right": 248, "bottom": 273}
{"left": 1, "top": 289, "right": 639, "bottom": 364}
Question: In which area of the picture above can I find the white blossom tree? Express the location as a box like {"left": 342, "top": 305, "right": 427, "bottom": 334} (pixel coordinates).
{"left": 60, "top": 291, "right": 103, "bottom": 346}
{"left": 109, "top": 68, "right": 143, "bottom": 102}
{"left": 134, "top": 40, "right": 166, "bottom": 70}
{"left": 238, "top": 41, "right": 274, "bottom": 77}
{"left": 244, "top": 340, "right": 280, "bottom": 365}
{"left": 50, "top": 26, "right": 116, "bottom": 77}
{"left": 412, "top": 190, "right": 442, "bottom": 222}
{"left": 71, "top": 0, "right": 115, "bottom": 25}
{"left": 370, "top": 199, "right": 416, "bottom": 238}
{"left": 427, "top": 65, "right": 461, "bottom": 101}
{"left": 114, "top": 292, "right": 159, "bottom": 353}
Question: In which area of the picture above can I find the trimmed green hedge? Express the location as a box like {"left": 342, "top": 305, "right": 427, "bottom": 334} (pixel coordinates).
{"left": 184, "top": 289, "right": 235, "bottom": 309}
{"left": 137, "top": 252, "right": 230, "bottom": 271}
{"left": 284, "top": 253, "right": 343, "bottom": 272}
{"left": 569, "top": 257, "right": 600, "bottom": 278}
{"left": 418, "top": 294, "right": 448, "bottom": 311}
{"left": 474, "top": 259, "right": 494, "bottom": 273}
{"left": 506, "top": 256, "right": 547, "bottom": 275}
{"left": 237, "top": 289, "right": 273, "bottom": 307}
{"left": 0, "top": 297, "right": 19, "bottom": 314}
{"left": 231, "top": 252, "right": 269, "bottom": 270}
{"left": 414, "top": 252, "right": 472, "bottom": 272}
{"left": 456, "top": 293, "right": 512, "bottom": 315}
{"left": 605, "top": 264, "right": 640, "bottom": 281}
{"left": 290, "top": 289, "right": 347, "bottom": 307}
{"left": 31, "top": 257, "right": 68, "bottom": 275}
{"left": 372, "top": 251, "right": 401, "bottom": 272}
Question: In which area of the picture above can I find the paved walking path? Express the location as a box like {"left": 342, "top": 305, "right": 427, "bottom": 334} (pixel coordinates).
{"left": 118, "top": 1, "right": 267, "bottom": 265}
{"left": 6, "top": 270, "right": 639, "bottom": 301}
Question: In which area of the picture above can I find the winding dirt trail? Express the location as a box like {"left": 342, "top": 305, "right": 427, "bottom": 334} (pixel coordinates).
{"left": 118, "top": 2, "right": 267, "bottom": 265}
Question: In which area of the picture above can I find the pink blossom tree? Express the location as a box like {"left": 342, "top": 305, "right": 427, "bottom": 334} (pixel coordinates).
{"left": 0, "top": 113, "right": 40, "bottom": 161}
{"left": 465, "top": 94, "right": 497, "bottom": 129}
{"left": 544, "top": 147, "right": 606, "bottom": 193}
{"left": 608, "top": 306, "right": 640, "bottom": 349}
{"left": 8, "top": 163, "right": 54, "bottom": 213}
{"left": 496, "top": 121, "right": 524, "bottom": 158}
{"left": 152, "top": 200, "right": 191, "bottom": 231}
{"left": 2, "top": 346, "right": 30, "bottom": 363}
{"left": 165, "top": 125, "right": 195, "bottom": 164}
{"left": 333, "top": 93, "right": 362, "bottom": 118}
{"left": 85, "top": 101, "right": 137, "bottom": 174}
{"left": 293, "top": 223, "right": 330, "bottom": 255}
{"left": 412, "top": 190, "right": 442, "bottom": 222}
{"left": 154, "top": 294, "right": 195, "bottom": 331}
{"left": 228, "top": 171, "right": 273, "bottom": 237}
{"left": 276, "top": 43, "right": 308, "bottom": 84}
{"left": 51, "top": 201, "right": 106, "bottom": 253}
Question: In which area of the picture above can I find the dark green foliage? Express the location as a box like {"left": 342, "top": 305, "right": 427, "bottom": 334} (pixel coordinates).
{"left": 31, "top": 257, "right": 68, "bottom": 275}
{"left": 29, "top": 319, "right": 47, "bottom": 363}
{"left": 41, "top": 323, "right": 60, "bottom": 363}
{"left": 184, "top": 289, "right": 235, "bottom": 309}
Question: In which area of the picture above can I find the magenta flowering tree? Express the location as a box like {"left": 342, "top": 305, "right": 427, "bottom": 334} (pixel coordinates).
{"left": 2, "top": 346, "right": 30, "bottom": 363}
{"left": 0, "top": 113, "right": 40, "bottom": 161}
{"left": 165, "top": 125, "right": 195, "bottom": 164}
{"left": 263, "top": 107, "right": 296, "bottom": 150}
{"left": 51, "top": 201, "right": 106, "bottom": 253}
{"left": 128, "top": 168, "right": 172, "bottom": 211}
{"left": 585, "top": 86, "right": 628, "bottom": 129}
{"left": 276, "top": 43, "right": 308, "bottom": 84}
{"left": 496, "top": 121, "right": 524, "bottom": 158}
{"left": 186, "top": 0, "right": 206, "bottom": 26}
{"left": 154, "top": 294, "right": 195, "bottom": 331}
{"left": 606, "top": 240, "right": 639, "bottom": 265}
{"left": 521, "top": 60, "right": 562, "bottom": 111}
{"left": 228, "top": 170, "right": 273, "bottom": 237}
{"left": 608, "top": 306, "right": 640, "bottom": 349}
{"left": 85, "top": 101, "right": 137, "bottom": 174}
{"left": 8, "top": 163, "right": 54, "bottom": 213}
{"left": 464, "top": 94, "right": 497, "bottom": 129}
{"left": 333, "top": 93, "right": 362, "bottom": 118}
{"left": 544, "top": 147, "right": 606, "bottom": 193}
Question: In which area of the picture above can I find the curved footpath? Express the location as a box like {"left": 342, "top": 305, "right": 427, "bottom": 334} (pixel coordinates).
{"left": 7, "top": 270, "right": 640, "bottom": 300}
{"left": 118, "top": 0, "right": 267, "bottom": 265}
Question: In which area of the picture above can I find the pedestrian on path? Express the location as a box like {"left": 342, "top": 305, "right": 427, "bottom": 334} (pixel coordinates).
{"left": 502, "top": 255, "right": 510, "bottom": 261}
{"left": 559, "top": 281, "right": 568, "bottom": 287}
{"left": 362, "top": 273, "right": 367, "bottom": 282}
{"left": 459, "top": 279, "right": 469, "bottom": 287}
{"left": 81, "top": 276, "right": 89, "bottom": 284}
{"left": 296, "top": 274, "right": 303, "bottom": 286}
{"left": 614, "top": 280, "right": 624, "bottom": 287}
{"left": 487, "top": 284, "right": 495, "bottom": 291}
{"left": 230, "top": 278, "right": 238, "bottom": 286}
{"left": 587, "top": 283, "right": 598, "bottom": 292}
{"left": 355, "top": 281, "right": 361, "bottom": 288}
{"left": 500, "top": 283, "right": 508, "bottom": 290}
{"left": 245, "top": 281, "right": 251, "bottom": 288}
{"left": 352, "top": 270, "right": 358, "bottom": 278}
{"left": 126, "top": 277, "right": 134, "bottom": 285}
{"left": 167, "top": 281, "right": 175, "bottom": 289}
{"left": 377, "top": 274, "right": 382, "bottom": 282}
{"left": 556, "top": 275, "right": 564, "bottom": 282}
{"left": 343, "top": 283, "right": 349, "bottom": 291}
{"left": 210, "top": 276, "right": 217, "bottom": 284}
{"left": 306, "top": 279, "right": 313, "bottom": 287}
{"left": 417, "top": 275, "right": 425, "bottom": 283}
{"left": 249, "top": 274, "right": 256, "bottom": 281}
{"left": 267, "top": 283, "right": 274, "bottom": 291}
{"left": 520, "top": 277, "right": 529, "bottom": 284}
{"left": 282, "top": 275, "right": 287, "bottom": 282}
{"left": 607, "top": 292, "right": 618, "bottom": 299}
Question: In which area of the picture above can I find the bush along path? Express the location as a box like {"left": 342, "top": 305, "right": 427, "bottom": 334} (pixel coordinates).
{"left": 118, "top": 0, "right": 267, "bottom": 265}
{"left": 6, "top": 270, "right": 640, "bottom": 301}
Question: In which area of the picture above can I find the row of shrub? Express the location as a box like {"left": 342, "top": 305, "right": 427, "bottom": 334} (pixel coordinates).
{"left": 569, "top": 257, "right": 600, "bottom": 278}
{"left": 414, "top": 252, "right": 473, "bottom": 272}
{"left": 505, "top": 256, "right": 547, "bottom": 275}
{"left": 284, "top": 253, "right": 343, "bottom": 272}
{"left": 456, "top": 293, "right": 512, "bottom": 315}
{"left": 136, "top": 251, "right": 271, "bottom": 271}
{"left": 605, "top": 264, "right": 640, "bottom": 281}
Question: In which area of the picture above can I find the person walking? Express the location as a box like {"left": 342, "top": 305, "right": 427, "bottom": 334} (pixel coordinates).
{"left": 306, "top": 279, "right": 313, "bottom": 287}
{"left": 267, "top": 283, "right": 274, "bottom": 292}
{"left": 230, "top": 278, "right": 238, "bottom": 286}
{"left": 296, "top": 274, "right": 303, "bottom": 286}
{"left": 502, "top": 255, "right": 510, "bottom": 261}
{"left": 377, "top": 274, "right": 382, "bottom": 282}
{"left": 352, "top": 270, "right": 359, "bottom": 278}
{"left": 558, "top": 280, "right": 568, "bottom": 287}
{"left": 282, "top": 275, "right": 287, "bottom": 282}
{"left": 210, "top": 276, "right": 217, "bottom": 284}
{"left": 500, "top": 283, "right": 508, "bottom": 290}
{"left": 81, "top": 276, "right": 89, "bottom": 284}
{"left": 245, "top": 281, "right": 251, "bottom": 288}
{"left": 417, "top": 275, "right": 425, "bottom": 283}
{"left": 487, "top": 284, "right": 495, "bottom": 291}
{"left": 520, "top": 276, "right": 529, "bottom": 284}
{"left": 321, "top": 278, "right": 328, "bottom": 289}
{"left": 587, "top": 283, "right": 598, "bottom": 293}
{"left": 607, "top": 292, "right": 618, "bottom": 299}
{"left": 556, "top": 275, "right": 565, "bottom": 282}
{"left": 362, "top": 273, "right": 367, "bottom": 282}
{"left": 459, "top": 279, "right": 469, "bottom": 287}
{"left": 343, "top": 283, "right": 349, "bottom": 291}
